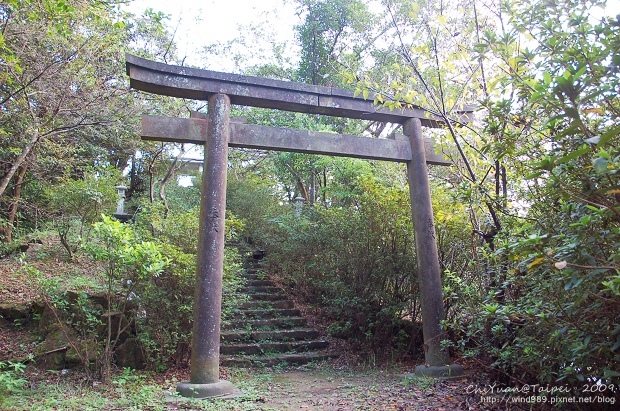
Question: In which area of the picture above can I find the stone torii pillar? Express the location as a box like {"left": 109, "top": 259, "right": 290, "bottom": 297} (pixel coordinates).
{"left": 176, "top": 94, "right": 236, "bottom": 398}
{"left": 405, "top": 118, "right": 463, "bottom": 378}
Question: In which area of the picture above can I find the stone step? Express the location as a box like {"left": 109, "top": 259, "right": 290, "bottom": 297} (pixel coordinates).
{"left": 225, "top": 317, "right": 307, "bottom": 330}
{"left": 225, "top": 262, "right": 335, "bottom": 368}
{"left": 243, "top": 275, "right": 273, "bottom": 283}
{"left": 231, "top": 308, "right": 302, "bottom": 319}
{"left": 221, "top": 352, "right": 338, "bottom": 367}
{"left": 220, "top": 340, "right": 329, "bottom": 356}
{"left": 240, "top": 300, "right": 295, "bottom": 310}
{"left": 250, "top": 293, "right": 288, "bottom": 301}
{"left": 243, "top": 286, "right": 281, "bottom": 294}
{"left": 245, "top": 279, "right": 274, "bottom": 287}
{"left": 221, "top": 328, "right": 319, "bottom": 343}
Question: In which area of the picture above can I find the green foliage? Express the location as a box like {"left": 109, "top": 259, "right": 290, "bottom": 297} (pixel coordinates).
{"left": 83, "top": 215, "right": 169, "bottom": 382}
{"left": 88, "top": 216, "right": 169, "bottom": 282}
{"left": 45, "top": 169, "right": 119, "bottom": 259}
{"left": 0, "top": 240, "right": 22, "bottom": 259}
{"left": 295, "top": 0, "right": 374, "bottom": 86}
{"left": 0, "top": 0, "right": 184, "bottom": 244}
{"left": 0, "top": 361, "right": 27, "bottom": 407}
{"left": 132, "top": 241, "right": 195, "bottom": 369}
{"left": 352, "top": 0, "right": 486, "bottom": 116}
{"left": 1, "top": 368, "right": 166, "bottom": 410}
{"left": 442, "top": 0, "right": 620, "bottom": 388}
{"left": 1, "top": 0, "right": 617, "bottom": 394}
{"left": 226, "top": 174, "right": 280, "bottom": 241}
{"left": 261, "top": 175, "right": 422, "bottom": 358}
{"left": 129, "top": 201, "right": 246, "bottom": 369}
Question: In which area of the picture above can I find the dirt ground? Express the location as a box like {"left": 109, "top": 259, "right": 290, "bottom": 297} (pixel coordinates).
{"left": 243, "top": 369, "right": 479, "bottom": 410}
{"left": 159, "top": 362, "right": 544, "bottom": 411}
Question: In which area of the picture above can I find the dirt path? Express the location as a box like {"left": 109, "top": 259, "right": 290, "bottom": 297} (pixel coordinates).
{"left": 254, "top": 369, "right": 475, "bottom": 410}
{"left": 165, "top": 365, "right": 522, "bottom": 411}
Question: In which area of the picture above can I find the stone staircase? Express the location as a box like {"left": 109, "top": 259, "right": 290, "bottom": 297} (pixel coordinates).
{"left": 220, "top": 265, "right": 336, "bottom": 367}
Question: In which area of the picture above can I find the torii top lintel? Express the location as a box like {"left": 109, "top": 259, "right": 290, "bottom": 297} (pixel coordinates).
{"left": 125, "top": 54, "right": 472, "bottom": 128}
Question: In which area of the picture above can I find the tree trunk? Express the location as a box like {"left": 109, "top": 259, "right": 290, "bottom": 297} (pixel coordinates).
{"left": 0, "top": 130, "right": 40, "bottom": 200}
{"left": 0, "top": 162, "right": 29, "bottom": 243}
{"left": 158, "top": 146, "right": 185, "bottom": 218}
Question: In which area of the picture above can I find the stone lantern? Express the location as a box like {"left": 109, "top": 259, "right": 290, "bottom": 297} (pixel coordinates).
{"left": 294, "top": 196, "right": 305, "bottom": 216}
{"left": 113, "top": 185, "right": 132, "bottom": 222}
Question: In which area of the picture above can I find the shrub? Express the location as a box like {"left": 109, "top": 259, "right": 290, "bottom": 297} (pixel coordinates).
{"left": 84, "top": 215, "right": 169, "bottom": 382}
{"left": 45, "top": 169, "right": 119, "bottom": 260}
{"left": 0, "top": 362, "right": 27, "bottom": 407}
{"left": 260, "top": 176, "right": 424, "bottom": 359}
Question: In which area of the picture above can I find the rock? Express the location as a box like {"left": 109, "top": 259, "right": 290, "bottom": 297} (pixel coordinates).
{"left": 65, "top": 290, "right": 109, "bottom": 310}
{"left": 252, "top": 249, "right": 266, "bottom": 260}
{"left": 32, "top": 299, "right": 46, "bottom": 317}
{"left": 37, "top": 304, "right": 59, "bottom": 336}
{"left": 0, "top": 302, "right": 32, "bottom": 323}
{"left": 37, "top": 349, "right": 66, "bottom": 371}
{"left": 98, "top": 310, "right": 133, "bottom": 344}
{"left": 115, "top": 337, "right": 145, "bottom": 370}
{"left": 35, "top": 323, "right": 74, "bottom": 370}
{"left": 65, "top": 338, "right": 99, "bottom": 367}
{"left": 89, "top": 292, "right": 110, "bottom": 309}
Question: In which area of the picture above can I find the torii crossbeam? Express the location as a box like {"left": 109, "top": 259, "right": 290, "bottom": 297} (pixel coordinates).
{"left": 126, "top": 54, "right": 467, "bottom": 398}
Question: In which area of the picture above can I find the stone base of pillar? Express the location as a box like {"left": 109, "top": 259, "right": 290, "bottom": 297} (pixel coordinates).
{"left": 176, "top": 380, "right": 237, "bottom": 398}
{"left": 411, "top": 364, "right": 464, "bottom": 379}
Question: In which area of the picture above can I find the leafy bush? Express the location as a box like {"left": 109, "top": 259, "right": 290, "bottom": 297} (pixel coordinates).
{"left": 226, "top": 174, "right": 281, "bottom": 243}
{"left": 45, "top": 169, "right": 119, "bottom": 259}
{"left": 447, "top": 2, "right": 620, "bottom": 389}
{"left": 0, "top": 362, "right": 27, "bottom": 407}
{"left": 84, "top": 215, "right": 169, "bottom": 382}
{"left": 259, "top": 176, "right": 423, "bottom": 358}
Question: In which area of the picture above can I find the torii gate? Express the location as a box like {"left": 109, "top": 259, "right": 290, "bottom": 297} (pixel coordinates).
{"left": 126, "top": 54, "right": 468, "bottom": 398}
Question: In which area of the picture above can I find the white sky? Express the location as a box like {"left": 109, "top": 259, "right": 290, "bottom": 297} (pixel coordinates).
{"left": 123, "top": 0, "right": 303, "bottom": 171}
{"left": 124, "top": 0, "right": 300, "bottom": 71}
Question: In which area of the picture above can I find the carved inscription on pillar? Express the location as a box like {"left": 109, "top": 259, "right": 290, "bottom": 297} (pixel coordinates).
{"left": 208, "top": 207, "right": 220, "bottom": 233}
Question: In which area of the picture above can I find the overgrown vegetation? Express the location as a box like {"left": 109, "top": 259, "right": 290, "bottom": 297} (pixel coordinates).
{"left": 258, "top": 175, "right": 423, "bottom": 358}
{"left": 1, "top": 0, "right": 619, "bottom": 409}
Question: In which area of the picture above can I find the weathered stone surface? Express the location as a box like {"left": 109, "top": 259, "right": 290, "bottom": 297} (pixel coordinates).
{"left": 226, "top": 317, "right": 307, "bottom": 330}
{"left": 221, "top": 328, "right": 319, "bottom": 343}
{"left": 98, "top": 310, "right": 132, "bottom": 345}
{"left": 35, "top": 323, "right": 73, "bottom": 370}
{"left": 141, "top": 116, "right": 451, "bottom": 166}
{"left": 405, "top": 118, "right": 452, "bottom": 368}
{"left": 115, "top": 337, "right": 145, "bottom": 370}
{"left": 0, "top": 302, "right": 31, "bottom": 323}
{"left": 65, "top": 339, "right": 98, "bottom": 367}
{"left": 127, "top": 54, "right": 473, "bottom": 126}
{"left": 176, "top": 380, "right": 235, "bottom": 399}
{"left": 240, "top": 300, "right": 295, "bottom": 310}
{"left": 184, "top": 93, "right": 231, "bottom": 390}
{"left": 221, "top": 353, "right": 337, "bottom": 368}
{"left": 249, "top": 293, "right": 288, "bottom": 301}
{"left": 221, "top": 340, "right": 329, "bottom": 356}
{"left": 245, "top": 280, "right": 273, "bottom": 287}
{"left": 412, "top": 364, "right": 464, "bottom": 379}
{"left": 220, "top": 264, "right": 337, "bottom": 368}
{"left": 37, "top": 304, "right": 59, "bottom": 336}
{"left": 231, "top": 308, "right": 302, "bottom": 319}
